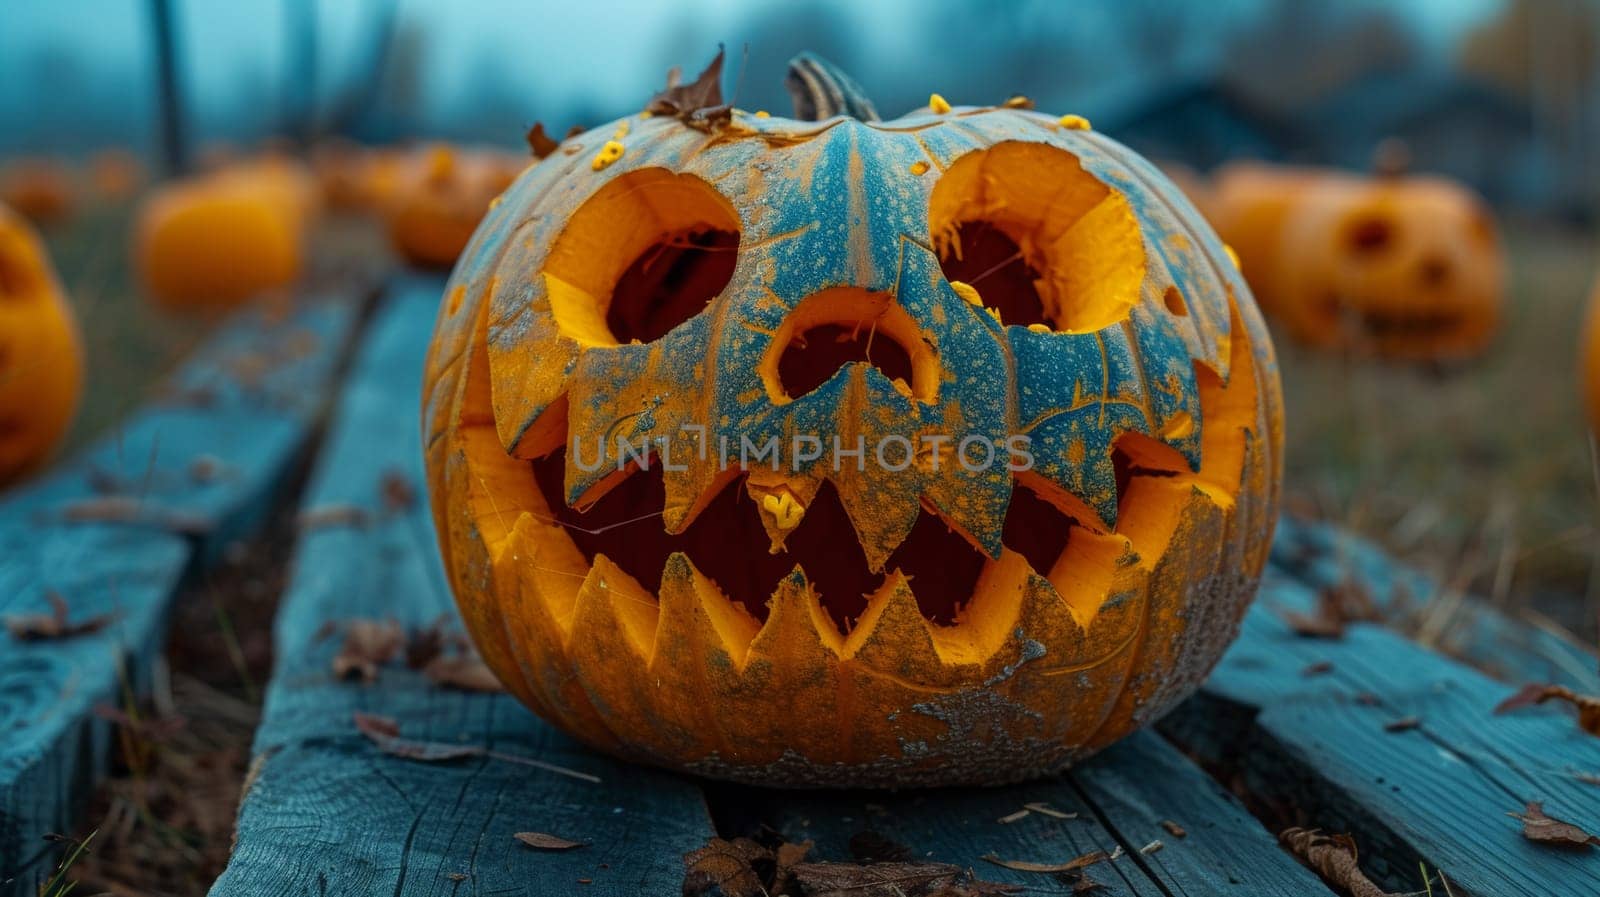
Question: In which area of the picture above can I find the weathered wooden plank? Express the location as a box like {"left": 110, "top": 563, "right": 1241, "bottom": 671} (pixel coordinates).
{"left": 1164, "top": 566, "right": 1600, "bottom": 896}
{"left": 1271, "top": 514, "right": 1600, "bottom": 692}
{"left": 0, "top": 297, "right": 360, "bottom": 895}
{"left": 211, "top": 277, "right": 715, "bottom": 897}
{"left": 738, "top": 728, "right": 1333, "bottom": 896}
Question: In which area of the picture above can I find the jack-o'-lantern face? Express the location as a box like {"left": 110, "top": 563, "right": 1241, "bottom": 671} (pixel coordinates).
{"left": 1211, "top": 164, "right": 1503, "bottom": 360}
{"left": 0, "top": 203, "right": 82, "bottom": 486}
{"left": 423, "top": 62, "right": 1283, "bottom": 786}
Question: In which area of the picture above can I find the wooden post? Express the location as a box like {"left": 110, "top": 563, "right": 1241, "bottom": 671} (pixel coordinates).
{"left": 149, "top": 0, "right": 187, "bottom": 174}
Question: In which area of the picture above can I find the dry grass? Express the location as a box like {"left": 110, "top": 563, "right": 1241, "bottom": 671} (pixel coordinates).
{"left": 1278, "top": 221, "right": 1599, "bottom": 639}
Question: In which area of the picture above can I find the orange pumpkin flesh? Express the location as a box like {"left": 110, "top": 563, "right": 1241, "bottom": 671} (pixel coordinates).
{"left": 1209, "top": 162, "right": 1504, "bottom": 360}
{"left": 134, "top": 158, "right": 317, "bottom": 311}
{"left": 423, "top": 91, "right": 1282, "bottom": 786}
{"left": 0, "top": 203, "right": 83, "bottom": 486}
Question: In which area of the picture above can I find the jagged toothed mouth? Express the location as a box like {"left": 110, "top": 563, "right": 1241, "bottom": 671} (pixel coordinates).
{"left": 527, "top": 447, "right": 1120, "bottom": 627}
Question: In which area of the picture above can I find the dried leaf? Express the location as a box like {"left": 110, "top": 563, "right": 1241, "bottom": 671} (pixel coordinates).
{"left": 1281, "top": 578, "right": 1380, "bottom": 639}
{"left": 682, "top": 837, "right": 771, "bottom": 897}
{"left": 1508, "top": 801, "right": 1600, "bottom": 848}
{"left": 1139, "top": 840, "right": 1163, "bottom": 855}
{"left": 297, "top": 503, "right": 371, "bottom": 531}
{"left": 5, "top": 592, "right": 118, "bottom": 641}
{"left": 982, "top": 849, "right": 1108, "bottom": 874}
{"left": 1279, "top": 828, "right": 1391, "bottom": 897}
{"left": 647, "top": 47, "right": 732, "bottom": 131}
{"left": 381, "top": 469, "right": 416, "bottom": 512}
{"left": 1161, "top": 820, "right": 1186, "bottom": 838}
{"left": 996, "top": 809, "right": 1029, "bottom": 824}
{"left": 333, "top": 619, "right": 404, "bottom": 682}
{"left": 790, "top": 861, "right": 1019, "bottom": 896}
{"left": 514, "top": 831, "right": 586, "bottom": 851}
{"left": 1384, "top": 716, "right": 1421, "bottom": 733}
{"left": 1073, "top": 874, "right": 1106, "bottom": 893}
{"left": 848, "top": 830, "right": 911, "bottom": 863}
{"left": 1302, "top": 660, "right": 1334, "bottom": 676}
{"left": 424, "top": 654, "right": 504, "bottom": 692}
{"left": 1494, "top": 683, "right": 1600, "bottom": 735}
{"left": 351, "top": 713, "right": 601, "bottom": 782}
{"left": 1022, "top": 801, "right": 1076, "bottom": 819}
{"left": 525, "top": 123, "right": 560, "bottom": 159}
{"left": 58, "top": 495, "right": 213, "bottom": 535}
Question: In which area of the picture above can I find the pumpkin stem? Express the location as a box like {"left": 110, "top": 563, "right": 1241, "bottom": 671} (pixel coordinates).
{"left": 785, "top": 52, "right": 880, "bottom": 123}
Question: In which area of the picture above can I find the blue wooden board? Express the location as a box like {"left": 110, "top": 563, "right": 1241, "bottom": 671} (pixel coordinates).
{"left": 1272, "top": 514, "right": 1600, "bottom": 692}
{"left": 0, "top": 296, "right": 359, "bottom": 895}
{"left": 754, "top": 728, "right": 1334, "bottom": 895}
{"left": 210, "top": 277, "right": 715, "bottom": 897}
{"left": 1167, "top": 565, "right": 1600, "bottom": 897}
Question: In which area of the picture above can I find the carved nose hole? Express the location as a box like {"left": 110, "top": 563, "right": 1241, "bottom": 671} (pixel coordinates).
{"left": 761, "top": 288, "right": 939, "bottom": 404}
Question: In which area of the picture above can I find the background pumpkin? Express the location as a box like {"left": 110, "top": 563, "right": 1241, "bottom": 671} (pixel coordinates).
{"left": 385, "top": 144, "right": 528, "bottom": 269}
{"left": 0, "top": 201, "right": 83, "bottom": 486}
{"left": 421, "top": 56, "right": 1283, "bottom": 787}
{"left": 0, "top": 157, "right": 76, "bottom": 226}
{"left": 1208, "top": 162, "right": 1504, "bottom": 360}
{"left": 133, "top": 157, "right": 317, "bottom": 311}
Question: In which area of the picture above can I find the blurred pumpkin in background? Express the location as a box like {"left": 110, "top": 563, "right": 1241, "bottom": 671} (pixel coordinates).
{"left": 0, "top": 202, "right": 83, "bottom": 486}
{"left": 1208, "top": 162, "right": 1503, "bottom": 360}
{"left": 133, "top": 156, "right": 317, "bottom": 311}
{"left": 421, "top": 53, "right": 1282, "bottom": 786}
{"left": 0, "top": 157, "right": 76, "bottom": 226}
{"left": 89, "top": 148, "right": 146, "bottom": 202}
{"left": 386, "top": 144, "right": 527, "bottom": 269}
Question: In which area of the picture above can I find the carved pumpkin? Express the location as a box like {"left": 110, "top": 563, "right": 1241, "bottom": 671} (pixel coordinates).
{"left": 0, "top": 158, "right": 76, "bottom": 226}
{"left": 1208, "top": 163, "right": 1503, "bottom": 360}
{"left": 386, "top": 145, "right": 528, "bottom": 269}
{"left": 0, "top": 203, "right": 82, "bottom": 485}
{"left": 134, "top": 159, "right": 316, "bottom": 311}
{"left": 422, "top": 54, "right": 1283, "bottom": 786}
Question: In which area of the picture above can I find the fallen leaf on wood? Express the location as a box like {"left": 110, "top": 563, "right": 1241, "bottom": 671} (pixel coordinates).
{"left": 333, "top": 619, "right": 404, "bottom": 682}
{"left": 997, "top": 809, "right": 1029, "bottom": 824}
{"left": 1161, "top": 820, "right": 1187, "bottom": 838}
{"left": 58, "top": 495, "right": 213, "bottom": 535}
{"left": 647, "top": 47, "right": 732, "bottom": 131}
{"left": 1279, "top": 828, "right": 1391, "bottom": 897}
{"left": 526, "top": 123, "right": 560, "bottom": 159}
{"left": 297, "top": 503, "right": 370, "bottom": 531}
{"left": 1302, "top": 660, "right": 1334, "bottom": 676}
{"left": 1281, "top": 578, "right": 1380, "bottom": 639}
{"left": 1354, "top": 692, "right": 1383, "bottom": 706}
{"left": 790, "top": 862, "right": 1019, "bottom": 896}
{"left": 514, "top": 832, "right": 586, "bottom": 851}
{"left": 848, "top": 830, "right": 911, "bottom": 863}
{"left": 1384, "top": 716, "right": 1421, "bottom": 732}
{"left": 682, "top": 837, "right": 771, "bottom": 897}
{"left": 1575, "top": 771, "right": 1600, "bottom": 786}
{"left": 1507, "top": 801, "right": 1600, "bottom": 848}
{"left": 1073, "top": 874, "right": 1106, "bottom": 893}
{"left": 1139, "top": 840, "right": 1162, "bottom": 855}
{"left": 381, "top": 469, "right": 416, "bottom": 512}
{"left": 405, "top": 617, "right": 448, "bottom": 668}
{"left": 188, "top": 454, "right": 225, "bottom": 484}
{"left": 982, "top": 849, "right": 1109, "bottom": 874}
{"left": 424, "top": 654, "right": 504, "bottom": 692}
{"left": 351, "top": 712, "right": 601, "bottom": 782}
{"left": 1022, "top": 801, "right": 1076, "bottom": 819}
{"left": 5, "top": 592, "right": 118, "bottom": 641}
{"left": 446, "top": 872, "right": 468, "bottom": 882}
{"left": 1494, "top": 683, "right": 1600, "bottom": 736}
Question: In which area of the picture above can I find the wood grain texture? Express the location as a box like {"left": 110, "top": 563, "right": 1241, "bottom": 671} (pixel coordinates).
{"left": 1272, "top": 514, "right": 1600, "bottom": 692}
{"left": 211, "top": 277, "right": 714, "bottom": 897}
{"left": 738, "top": 728, "right": 1333, "bottom": 896}
{"left": 1166, "top": 566, "right": 1600, "bottom": 896}
{"left": 0, "top": 297, "right": 359, "bottom": 895}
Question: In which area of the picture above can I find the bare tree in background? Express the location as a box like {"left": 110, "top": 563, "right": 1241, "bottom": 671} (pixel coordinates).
{"left": 149, "top": 0, "right": 187, "bottom": 174}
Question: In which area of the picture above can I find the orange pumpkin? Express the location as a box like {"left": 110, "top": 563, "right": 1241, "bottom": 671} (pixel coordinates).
{"left": 133, "top": 159, "right": 316, "bottom": 311}
{"left": 385, "top": 145, "right": 528, "bottom": 269}
{"left": 0, "top": 158, "right": 76, "bottom": 226}
{"left": 1209, "top": 163, "right": 1503, "bottom": 359}
{"left": 0, "top": 203, "right": 83, "bottom": 485}
{"left": 89, "top": 149, "right": 146, "bottom": 201}
{"left": 422, "top": 56, "right": 1282, "bottom": 786}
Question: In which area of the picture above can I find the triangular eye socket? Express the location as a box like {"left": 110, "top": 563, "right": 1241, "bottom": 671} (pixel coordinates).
{"left": 543, "top": 168, "right": 740, "bottom": 347}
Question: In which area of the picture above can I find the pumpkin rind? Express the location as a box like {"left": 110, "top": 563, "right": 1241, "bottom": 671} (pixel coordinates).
{"left": 422, "top": 101, "right": 1283, "bottom": 786}
{"left": 0, "top": 203, "right": 83, "bottom": 485}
